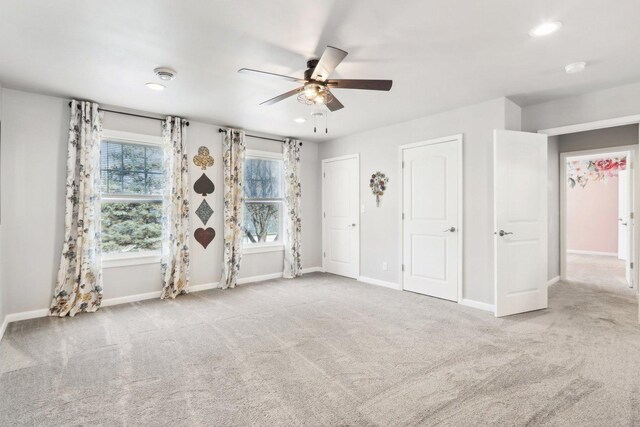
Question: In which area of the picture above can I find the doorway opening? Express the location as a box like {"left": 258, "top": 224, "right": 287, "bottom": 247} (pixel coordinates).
{"left": 561, "top": 147, "right": 635, "bottom": 296}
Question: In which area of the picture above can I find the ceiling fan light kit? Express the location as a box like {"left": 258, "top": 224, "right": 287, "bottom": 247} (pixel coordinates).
{"left": 238, "top": 45, "right": 392, "bottom": 132}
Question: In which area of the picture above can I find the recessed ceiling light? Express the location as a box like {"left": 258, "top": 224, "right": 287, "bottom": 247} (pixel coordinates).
{"left": 529, "top": 21, "right": 562, "bottom": 37}
{"left": 294, "top": 117, "right": 306, "bottom": 123}
{"left": 565, "top": 61, "right": 587, "bottom": 74}
{"left": 145, "top": 82, "right": 165, "bottom": 91}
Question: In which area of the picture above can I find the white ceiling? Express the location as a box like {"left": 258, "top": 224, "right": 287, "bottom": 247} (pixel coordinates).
{"left": 1, "top": 0, "right": 640, "bottom": 142}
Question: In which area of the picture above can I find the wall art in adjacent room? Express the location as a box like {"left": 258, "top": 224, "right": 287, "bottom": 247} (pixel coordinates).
{"left": 195, "top": 199, "right": 213, "bottom": 225}
{"left": 194, "top": 173, "right": 215, "bottom": 196}
{"left": 193, "top": 146, "right": 214, "bottom": 170}
{"left": 194, "top": 227, "right": 215, "bottom": 249}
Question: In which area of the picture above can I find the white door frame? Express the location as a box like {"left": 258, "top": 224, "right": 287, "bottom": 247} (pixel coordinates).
{"left": 321, "top": 153, "right": 360, "bottom": 277}
{"left": 539, "top": 116, "right": 640, "bottom": 292}
{"left": 398, "top": 134, "right": 464, "bottom": 302}
{"left": 559, "top": 145, "right": 637, "bottom": 283}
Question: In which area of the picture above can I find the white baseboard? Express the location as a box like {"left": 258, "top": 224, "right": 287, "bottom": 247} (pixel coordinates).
{"left": 357, "top": 276, "right": 402, "bottom": 290}
{"left": 460, "top": 298, "right": 495, "bottom": 313}
{"left": 547, "top": 276, "right": 561, "bottom": 286}
{"left": 0, "top": 267, "right": 327, "bottom": 341}
{"left": 567, "top": 250, "right": 618, "bottom": 257}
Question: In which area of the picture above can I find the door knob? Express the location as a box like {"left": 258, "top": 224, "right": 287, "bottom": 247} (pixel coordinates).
{"left": 498, "top": 230, "right": 513, "bottom": 237}
{"left": 443, "top": 226, "right": 456, "bottom": 232}
{"left": 347, "top": 223, "right": 356, "bottom": 228}
{"left": 622, "top": 222, "right": 628, "bottom": 226}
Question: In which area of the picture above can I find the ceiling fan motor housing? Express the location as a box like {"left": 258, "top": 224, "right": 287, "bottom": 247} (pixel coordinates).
{"left": 304, "top": 59, "right": 319, "bottom": 81}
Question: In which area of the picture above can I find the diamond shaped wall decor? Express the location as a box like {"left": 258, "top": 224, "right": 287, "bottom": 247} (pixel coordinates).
{"left": 195, "top": 199, "right": 213, "bottom": 225}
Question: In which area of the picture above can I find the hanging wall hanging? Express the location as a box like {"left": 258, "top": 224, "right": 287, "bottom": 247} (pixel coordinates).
{"left": 194, "top": 227, "right": 215, "bottom": 249}
{"left": 195, "top": 199, "right": 213, "bottom": 225}
{"left": 369, "top": 171, "right": 389, "bottom": 207}
{"left": 194, "top": 173, "right": 215, "bottom": 196}
{"left": 193, "top": 146, "right": 214, "bottom": 170}
{"left": 567, "top": 156, "right": 626, "bottom": 188}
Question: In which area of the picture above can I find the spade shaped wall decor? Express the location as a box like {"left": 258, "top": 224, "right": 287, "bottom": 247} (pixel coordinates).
{"left": 194, "top": 227, "right": 215, "bottom": 249}
{"left": 194, "top": 173, "right": 215, "bottom": 196}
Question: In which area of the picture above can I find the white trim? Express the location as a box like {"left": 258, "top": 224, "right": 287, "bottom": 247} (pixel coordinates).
{"left": 0, "top": 269, "right": 326, "bottom": 342}
{"left": 245, "top": 149, "right": 283, "bottom": 160}
{"left": 321, "top": 153, "right": 360, "bottom": 279}
{"left": 538, "top": 115, "right": 640, "bottom": 137}
{"left": 0, "top": 317, "right": 9, "bottom": 343}
{"left": 460, "top": 299, "right": 495, "bottom": 313}
{"left": 560, "top": 145, "right": 636, "bottom": 282}
{"left": 102, "top": 252, "right": 161, "bottom": 268}
{"left": 101, "top": 129, "right": 163, "bottom": 145}
{"left": 566, "top": 250, "right": 618, "bottom": 257}
{"left": 398, "top": 134, "right": 464, "bottom": 303}
{"left": 357, "top": 276, "right": 401, "bottom": 290}
{"left": 242, "top": 244, "right": 284, "bottom": 255}
{"left": 5, "top": 308, "right": 49, "bottom": 323}
{"left": 547, "top": 276, "right": 561, "bottom": 286}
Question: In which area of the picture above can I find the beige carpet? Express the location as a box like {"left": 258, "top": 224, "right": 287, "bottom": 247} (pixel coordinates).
{"left": 1, "top": 273, "right": 640, "bottom": 426}
{"left": 566, "top": 253, "right": 634, "bottom": 297}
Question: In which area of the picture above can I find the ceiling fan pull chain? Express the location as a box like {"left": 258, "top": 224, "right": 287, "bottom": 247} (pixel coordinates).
{"left": 325, "top": 113, "right": 328, "bottom": 134}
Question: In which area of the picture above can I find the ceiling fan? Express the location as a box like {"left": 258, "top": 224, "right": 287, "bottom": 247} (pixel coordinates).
{"left": 238, "top": 46, "right": 392, "bottom": 112}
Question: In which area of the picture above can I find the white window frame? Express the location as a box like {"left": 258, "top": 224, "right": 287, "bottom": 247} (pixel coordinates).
{"left": 242, "top": 149, "right": 285, "bottom": 254}
{"left": 100, "top": 129, "right": 164, "bottom": 268}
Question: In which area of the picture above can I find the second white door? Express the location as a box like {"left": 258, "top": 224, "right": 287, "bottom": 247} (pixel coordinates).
{"left": 402, "top": 137, "right": 461, "bottom": 301}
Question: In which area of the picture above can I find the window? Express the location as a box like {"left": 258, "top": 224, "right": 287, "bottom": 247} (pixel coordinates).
{"left": 243, "top": 150, "right": 284, "bottom": 249}
{"left": 100, "top": 130, "right": 164, "bottom": 260}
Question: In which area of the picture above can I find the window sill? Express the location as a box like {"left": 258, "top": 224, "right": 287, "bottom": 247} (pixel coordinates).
{"left": 242, "top": 244, "right": 285, "bottom": 255}
{"left": 102, "top": 252, "right": 161, "bottom": 269}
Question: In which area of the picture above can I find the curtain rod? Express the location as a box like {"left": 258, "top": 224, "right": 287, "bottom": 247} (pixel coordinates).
{"left": 67, "top": 101, "right": 190, "bottom": 126}
{"left": 217, "top": 128, "right": 302, "bottom": 146}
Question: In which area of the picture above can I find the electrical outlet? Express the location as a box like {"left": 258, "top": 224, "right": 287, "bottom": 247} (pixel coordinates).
{"left": 382, "top": 262, "right": 388, "bottom": 271}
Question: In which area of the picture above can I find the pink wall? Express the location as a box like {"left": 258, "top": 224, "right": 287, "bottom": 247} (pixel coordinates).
{"left": 566, "top": 176, "right": 619, "bottom": 254}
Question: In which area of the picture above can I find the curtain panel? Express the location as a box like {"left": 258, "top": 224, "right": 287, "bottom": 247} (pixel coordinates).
{"left": 161, "top": 117, "right": 191, "bottom": 299}
{"left": 283, "top": 138, "right": 302, "bottom": 278}
{"left": 49, "top": 100, "right": 104, "bottom": 317}
{"left": 220, "top": 129, "right": 246, "bottom": 289}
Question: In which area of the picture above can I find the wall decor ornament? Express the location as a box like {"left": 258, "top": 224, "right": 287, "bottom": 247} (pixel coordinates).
{"left": 568, "top": 156, "right": 627, "bottom": 188}
{"left": 195, "top": 199, "right": 213, "bottom": 225}
{"left": 369, "top": 171, "right": 389, "bottom": 207}
{"left": 194, "top": 227, "right": 215, "bottom": 249}
{"left": 193, "top": 173, "right": 215, "bottom": 196}
{"left": 193, "top": 146, "right": 214, "bottom": 170}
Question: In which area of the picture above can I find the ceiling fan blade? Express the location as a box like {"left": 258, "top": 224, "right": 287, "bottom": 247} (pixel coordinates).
{"left": 311, "top": 46, "right": 348, "bottom": 81}
{"left": 238, "top": 68, "right": 305, "bottom": 83}
{"left": 260, "top": 87, "right": 304, "bottom": 105}
{"left": 326, "top": 93, "right": 344, "bottom": 112}
{"left": 326, "top": 79, "right": 393, "bottom": 91}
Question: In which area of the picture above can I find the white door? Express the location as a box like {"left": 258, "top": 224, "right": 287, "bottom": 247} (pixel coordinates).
{"left": 322, "top": 155, "right": 359, "bottom": 278}
{"left": 618, "top": 169, "right": 629, "bottom": 261}
{"left": 494, "top": 130, "right": 548, "bottom": 317}
{"left": 402, "top": 138, "right": 461, "bottom": 301}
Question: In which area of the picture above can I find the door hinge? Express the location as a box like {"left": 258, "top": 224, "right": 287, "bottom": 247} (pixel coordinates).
{"left": 402, "top": 213, "right": 405, "bottom": 220}
{"left": 402, "top": 161, "right": 405, "bottom": 168}
{"left": 631, "top": 262, "right": 634, "bottom": 269}
{"left": 323, "top": 252, "right": 326, "bottom": 258}
{"left": 631, "top": 212, "right": 634, "bottom": 220}
{"left": 402, "top": 264, "right": 405, "bottom": 272}
{"left": 323, "top": 172, "right": 325, "bottom": 178}
{"left": 323, "top": 211, "right": 325, "bottom": 218}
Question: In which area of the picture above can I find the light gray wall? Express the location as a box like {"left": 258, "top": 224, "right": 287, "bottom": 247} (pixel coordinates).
{"left": 546, "top": 125, "right": 639, "bottom": 280}
{"left": 319, "top": 97, "right": 511, "bottom": 305}
{"left": 0, "top": 81, "right": 5, "bottom": 326}
{"left": 0, "top": 88, "right": 321, "bottom": 314}
{"left": 522, "top": 81, "right": 640, "bottom": 133}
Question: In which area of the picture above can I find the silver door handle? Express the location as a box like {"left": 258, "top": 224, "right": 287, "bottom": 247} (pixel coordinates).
{"left": 443, "top": 227, "right": 456, "bottom": 232}
{"left": 497, "top": 230, "right": 513, "bottom": 237}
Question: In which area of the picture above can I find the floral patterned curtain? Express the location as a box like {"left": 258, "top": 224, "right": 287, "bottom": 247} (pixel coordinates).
{"left": 161, "top": 117, "right": 191, "bottom": 299}
{"left": 49, "top": 100, "right": 104, "bottom": 317}
{"left": 221, "top": 129, "right": 246, "bottom": 289}
{"left": 568, "top": 156, "right": 627, "bottom": 188}
{"left": 283, "top": 138, "right": 302, "bottom": 278}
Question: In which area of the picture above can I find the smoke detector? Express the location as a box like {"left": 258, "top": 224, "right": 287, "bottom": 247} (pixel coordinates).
{"left": 154, "top": 67, "right": 177, "bottom": 81}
